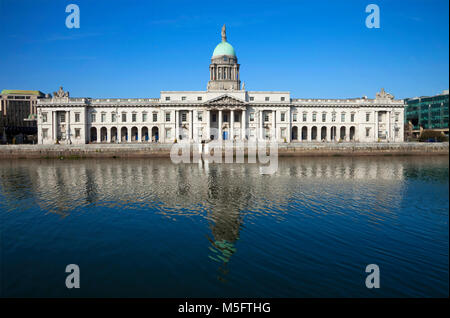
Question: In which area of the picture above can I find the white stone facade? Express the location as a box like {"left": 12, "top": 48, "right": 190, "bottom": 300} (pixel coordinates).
{"left": 37, "top": 89, "right": 404, "bottom": 145}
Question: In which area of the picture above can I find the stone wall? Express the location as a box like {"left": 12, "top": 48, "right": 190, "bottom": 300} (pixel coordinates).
{"left": 0, "top": 142, "right": 447, "bottom": 159}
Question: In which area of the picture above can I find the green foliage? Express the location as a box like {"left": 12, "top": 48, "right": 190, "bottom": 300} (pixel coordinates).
{"left": 418, "top": 130, "right": 449, "bottom": 142}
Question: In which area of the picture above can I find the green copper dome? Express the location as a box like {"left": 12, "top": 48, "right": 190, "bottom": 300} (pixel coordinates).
{"left": 212, "top": 41, "right": 236, "bottom": 57}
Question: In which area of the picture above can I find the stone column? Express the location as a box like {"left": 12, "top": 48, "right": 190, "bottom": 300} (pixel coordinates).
{"left": 387, "top": 111, "right": 391, "bottom": 141}
{"left": 230, "top": 109, "right": 234, "bottom": 141}
{"left": 66, "top": 110, "right": 71, "bottom": 144}
{"left": 259, "top": 110, "right": 264, "bottom": 140}
{"left": 190, "top": 110, "right": 194, "bottom": 141}
{"left": 241, "top": 109, "right": 246, "bottom": 140}
{"left": 218, "top": 109, "right": 223, "bottom": 140}
{"left": 175, "top": 110, "right": 179, "bottom": 141}
{"left": 137, "top": 126, "right": 141, "bottom": 142}
{"left": 374, "top": 111, "right": 378, "bottom": 141}
{"left": 206, "top": 110, "right": 211, "bottom": 140}
{"left": 272, "top": 110, "right": 276, "bottom": 141}
{"left": 53, "top": 111, "right": 57, "bottom": 142}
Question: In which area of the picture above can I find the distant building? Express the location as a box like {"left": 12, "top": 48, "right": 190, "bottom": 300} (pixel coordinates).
{"left": 0, "top": 89, "right": 45, "bottom": 143}
{"left": 404, "top": 90, "right": 449, "bottom": 139}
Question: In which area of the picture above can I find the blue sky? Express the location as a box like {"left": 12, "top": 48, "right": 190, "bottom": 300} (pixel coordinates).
{"left": 0, "top": 0, "right": 448, "bottom": 99}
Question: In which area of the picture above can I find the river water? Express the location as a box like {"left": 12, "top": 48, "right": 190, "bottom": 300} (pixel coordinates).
{"left": 0, "top": 156, "right": 448, "bottom": 297}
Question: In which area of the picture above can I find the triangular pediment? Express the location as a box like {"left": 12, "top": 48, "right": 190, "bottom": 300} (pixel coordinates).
{"left": 206, "top": 94, "right": 245, "bottom": 105}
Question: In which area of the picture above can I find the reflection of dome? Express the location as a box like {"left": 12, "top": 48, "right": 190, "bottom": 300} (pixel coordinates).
{"left": 212, "top": 41, "right": 236, "bottom": 57}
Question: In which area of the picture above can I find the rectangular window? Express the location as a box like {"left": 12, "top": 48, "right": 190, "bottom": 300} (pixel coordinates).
{"left": 234, "top": 112, "right": 239, "bottom": 122}
{"left": 322, "top": 113, "right": 326, "bottom": 122}
{"left": 142, "top": 113, "right": 147, "bottom": 122}
{"left": 152, "top": 112, "right": 157, "bottom": 122}
{"left": 249, "top": 112, "right": 255, "bottom": 121}
{"left": 366, "top": 127, "right": 371, "bottom": 137}
{"left": 75, "top": 128, "right": 80, "bottom": 138}
{"left": 351, "top": 113, "right": 355, "bottom": 122}
{"left": 250, "top": 97, "right": 254, "bottom": 101}
{"left": 132, "top": 113, "right": 137, "bottom": 122}
{"left": 223, "top": 114, "right": 228, "bottom": 122}
{"left": 293, "top": 112, "right": 297, "bottom": 122}
{"left": 212, "top": 114, "right": 217, "bottom": 122}
{"left": 165, "top": 96, "right": 170, "bottom": 101}
{"left": 111, "top": 113, "right": 116, "bottom": 122}
{"left": 197, "top": 111, "right": 203, "bottom": 122}
{"left": 42, "top": 113, "right": 48, "bottom": 123}
{"left": 75, "top": 113, "right": 81, "bottom": 122}
{"left": 101, "top": 113, "right": 106, "bottom": 123}
{"left": 312, "top": 113, "right": 317, "bottom": 122}
{"left": 303, "top": 113, "right": 307, "bottom": 122}
{"left": 60, "top": 113, "right": 66, "bottom": 123}
{"left": 281, "top": 97, "right": 285, "bottom": 101}
{"left": 366, "top": 113, "right": 370, "bottom": 122}
{"left": 197, "top": 96, "right": 202, "bottom": 101}
{"left": 281, "top": 112, "right": 285, "bottom": 122}
{"left": 122, "top": 113, "right": 127, "bottom": 122}
{"left": 165, "top": 128, "right": 171, "bottom": 138}
{"left": 332, "top": 113, "right": 336, "bottom": 122}
{"left": 42, "top": 128, "right": 48, "bottom": 139}
{"left": 395, "top": 128, "right": 399, "bottom": 138}
{"left": 341, "top": 113, "right": 345, "bottom": 122}
{"left": 265, "top": 97, "right": 270, "bottom": 101}
{"left": 181, "top": 96, "right": 186, "bottom": 101}
{"left": 165, "top": 112, "right": 171, "bottom": 122}
{"left": 181, "top": 112, "right": 187, "bottom": 122}
{"left": 264, "top": 113, "right": 269, "bottom": 122}
{"left": 90, "top": 113, "right": 95, "bottom": 123}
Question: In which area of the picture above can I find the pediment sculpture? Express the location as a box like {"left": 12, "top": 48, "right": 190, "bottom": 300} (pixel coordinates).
{"left": 53, "top": 86, "right": 69, "bottom": 98}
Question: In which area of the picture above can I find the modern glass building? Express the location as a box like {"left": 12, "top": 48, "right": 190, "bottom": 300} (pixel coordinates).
{"left": 405, "top": 90, "right": 449, "bottom": 137}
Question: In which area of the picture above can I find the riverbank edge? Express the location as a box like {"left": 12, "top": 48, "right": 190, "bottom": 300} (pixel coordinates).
{"left": 0, "top": 142, "right": 448, "bottom": 159}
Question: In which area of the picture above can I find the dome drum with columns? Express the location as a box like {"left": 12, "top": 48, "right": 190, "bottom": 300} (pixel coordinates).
{"left": 207, "top": 24, "right": 241, "bottom": 91}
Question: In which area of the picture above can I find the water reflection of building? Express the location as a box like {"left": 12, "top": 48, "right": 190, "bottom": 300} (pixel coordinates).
{"left": 0, "top": 157, "right": 417, "bottom": 278}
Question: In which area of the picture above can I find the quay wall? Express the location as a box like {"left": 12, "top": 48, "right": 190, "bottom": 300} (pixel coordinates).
{"left": 0, "top": 142, "right": 448, "bottom": 159}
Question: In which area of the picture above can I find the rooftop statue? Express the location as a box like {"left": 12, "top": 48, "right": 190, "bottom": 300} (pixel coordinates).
{"left": 221, "top": 24, "right": 227, "bottom": 42}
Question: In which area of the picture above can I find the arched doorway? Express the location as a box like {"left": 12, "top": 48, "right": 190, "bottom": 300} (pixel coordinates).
{"left": 131, "top": 127, "right": 138, "bottom": 141}
{"left": 311, "top": 126, "right": 317, "bottom": 141}
{"left": 292, "top": 126, "right": 298, "bottom": 141}
{"left": 302, "top": 126, "right": 308, "bottom": 141}
{"left": 331, "top": 126, "right": 337, "bottom": 141}
{"left": 90, "top": 127, "right": 97, "bottom": 143}
{"left": 350, "top": 126, "right": 356, "bottom": 141}
{"left": 100, "top": 127, "right": 107, "bottom": 142}
{"left": 142, "top": 127, "right": 149, "bottom": 142}
{"left": 111, "top": 127, "right": 117, "bottom": 142}
{"left": 340, "top": 127, "right": 346, "bottom": 141}
{"left": 121, "top": 127, "right": 128, "bottom": 142}
{"left": 321, "top": 127, "right": 327, "bottom": 141}
{"left": 223, "top": 128, "right": 229, "bottom": 140}
{"left": 151, "top": 126, "right": 159, "bottom": 142}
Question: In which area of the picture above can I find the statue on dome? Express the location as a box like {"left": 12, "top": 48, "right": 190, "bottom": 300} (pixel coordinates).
{"left": 221, "top": 24, "right": 227, "bottom": 42}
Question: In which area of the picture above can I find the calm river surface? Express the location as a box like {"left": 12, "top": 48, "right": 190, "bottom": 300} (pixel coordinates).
{"left": 0, "top": 156, "right": 448, "bottom": 297}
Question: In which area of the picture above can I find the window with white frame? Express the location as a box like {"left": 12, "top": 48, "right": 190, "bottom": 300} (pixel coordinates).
{"left": 249, "top": 112, "right": 255, "bottom": 121}
{"left": 90, "top": 113, "right": 95, "bottom": 123}
{"left": 132, "top": 113, "right": 137, "bottom": 122}
{"left": 366, "top": 112, "right": 370, "bottom": 122}
{"left": 42, "top": 128, "right": 48, "bottom": 139}
{"left": 303, "top": 113, "right": 307, "bottom": 122}
{"left": 181, "top": 112, "right": 187, "bottom": 122}
{"left": 293, "top": 112, "right": 297, "bottom": 122}
{"left": 341, "top": 113, "right": 345, "bottom": 122}
{"left": 198, "top": 111, "right": 203, "bottom": 122}
{"left": 75, "top": 128, "right": 81, "bottom": 138}
{"left": 165, "top": 112, "right": 171, "bottom": 122}
{"left": 322, "top": 113, "right": 326, "bottom": 122}
{"left": 142, "top": 112, "right": 147, "bottom": 122}
{"left": 101, "top": 113, "right": 106, "bottom": 123}
{"left": 351, "top": 113, "right": 355, "bottom": 122}
{"left": 281, "top": 112, "right": 286, "bottom": 122}
{"left": 122, "top": 113, "right": 127, "bottom": 122}
{"left": 75, "top": 113, "right": 81, "bottom": 122}
{"left": 165, "top": 128, "right": 171, "bottom": 138}
{"left": 332, "top": 112, "right": 336, "bottom": 122}
{"left": 153, "top": 112, "right": 157, "bottom": 122}
{"left": 42, "top": 113, "right": 48, "bottom": 123}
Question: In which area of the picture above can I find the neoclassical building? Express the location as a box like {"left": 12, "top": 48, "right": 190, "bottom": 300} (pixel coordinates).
{"left": 37, "top": 25, "right": 405, "bottom": 145}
